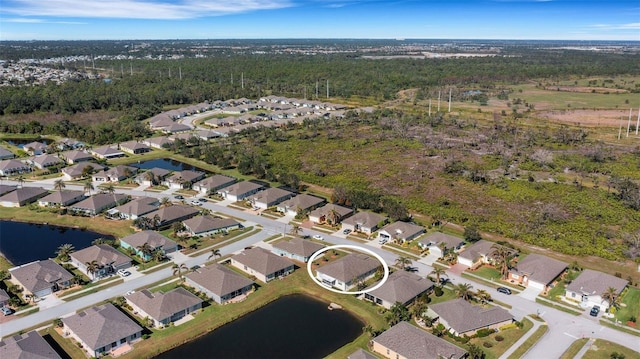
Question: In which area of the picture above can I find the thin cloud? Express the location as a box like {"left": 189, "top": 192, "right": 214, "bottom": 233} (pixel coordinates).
{"left": 590, "top": 22, "right": 640, "bottom": 30}
{"left": 4, "top": 17, "right": 86, "bottom": 24}
{"left": 1, "top": 0, "right": 294, "bottom": 19}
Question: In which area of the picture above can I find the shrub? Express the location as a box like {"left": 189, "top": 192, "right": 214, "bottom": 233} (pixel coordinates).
{"left": 476, "top": 328, "right": 495, "bottom": 338}
{"left": 495, "top": 335, "right": 504, "bottom": 342}
{"left": 142, "top": 334, "right": 150, "bottom": 339}
{"left": 483, "top": 341, "right": 493, "bottom": 348}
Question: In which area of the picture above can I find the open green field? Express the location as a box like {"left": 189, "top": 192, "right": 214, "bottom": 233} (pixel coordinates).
{"left": 508, "top": 83, "right": 636, "bottom": 110}
{"left": 582, "top": 339, "right": 640, "bottom": 359}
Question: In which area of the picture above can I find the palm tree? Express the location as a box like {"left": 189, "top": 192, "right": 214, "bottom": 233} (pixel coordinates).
{"left": 172, "top": 222, "right": 184, "bottom": 237}
{"left": 208, "top": 248, "right": 221, "bottom": 260}
{"left": 467, "top": 343, "right": 485, "bottom": 359}
{"left": 395, "top": 256, "right": 412, "bottom": 270}
{"left": 601, "top": 287, "right": 620, "bottom": 313}
{"left": 137, "top": 243, "right": 154, "bottom": 261}
{"left": 386, "top": 302, "right": 410, "bottom": 326}
{"left": 328, "top": 208, "right": 340, "bottom": 225}
{"left": 475, "top": 289, "right": 492, "bottom": 304}
{"left": 152, "top": 249, "right": 166, "bottom": 262}
{"left": 437, "top": 242, "right": 448, "bottom": 258}
{"left": 144, "top": 171, "right": 157, "bottom": 185}
{"left": 454, "top": 283, "right": 474, "bottom": 301}
{"left": 160, "top": 197, "right": 171, "bottom": 207}
{"left": 16, "top": 175, "right": 25, "bottom": 188}
{"left": 85, "top": 260, "right": 100, "bottom": 280}
{"left": 492, "top": 245, "right": 515, "bottom": 280}
{"left": 172, "top": 263, "right": 188, "bottom": 282}
{"left": 289, "top": 224, "right": 302, "bottom": 237}
{"left": 430, "top": 267, "right": 448, "bottom": 285}
{"left": 55, "top": 243, "right": 75, "bottom": 262}
{"left": 53, "top": 179, "right": 66, "bottom": 192}
{"left": 362, "top": 325, "right": 376, "bottom": 338}
{"left": 83, "top": 181, "right": 94, "bottom": 196}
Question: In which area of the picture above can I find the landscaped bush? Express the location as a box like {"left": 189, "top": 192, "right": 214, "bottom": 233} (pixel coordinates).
{"left": 495, "top": 335, "right": 504, "bottom": 342}
{"left": 483, "top": 341, "right": 493, "bottom": 348}
{"left": 476, "top": 328, "right": 495, "bottom": 338}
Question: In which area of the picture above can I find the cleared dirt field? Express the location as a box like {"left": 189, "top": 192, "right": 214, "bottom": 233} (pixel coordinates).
{"left": 537, "top": 109, "right": 639, "bottom": 127}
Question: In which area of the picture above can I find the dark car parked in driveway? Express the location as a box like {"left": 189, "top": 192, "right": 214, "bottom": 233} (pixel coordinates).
{"left": 497, "top": 287, "right": 512, "bottom": 295}
{"left": 590, "top": 305, "right": 600, "bottom": 317}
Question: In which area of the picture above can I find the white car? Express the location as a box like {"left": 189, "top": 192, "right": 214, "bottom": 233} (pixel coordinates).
{"left": 125, "top": 290, "right": 136, "bottom": 296}
{"left": 190, "top": 200, "right": 201, "bottom": 206}
{"left": 117, "top": 269, "right": 131, "bottom": 278}
{"left": 313, "top": 234, "right": 324, "bottom": 241}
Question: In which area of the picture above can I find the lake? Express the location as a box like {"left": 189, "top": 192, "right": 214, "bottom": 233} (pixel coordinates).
{"left": 133, "top": 158, "right": 206, "bottom": 172}
{"left": 0, "top": 220, "right": 114, "bottom": 266}
{"left": 5, "top": 138, "right": 52, "bottom": 147}
{"left": 154, "top": 294, "right": 363, "bottom": 359}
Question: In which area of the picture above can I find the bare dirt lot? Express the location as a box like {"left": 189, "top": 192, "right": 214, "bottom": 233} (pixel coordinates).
{"left": 537, "top": 109, "right": 637, "bottom": 127}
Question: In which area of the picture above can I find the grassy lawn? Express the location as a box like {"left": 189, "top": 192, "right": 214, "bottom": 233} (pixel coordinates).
{"left": 469, "top": 318, "right": 534, "bottom": 359}
{"left": 42, "top": 327, "right": 87, "bottom": 359}
{"left": 559, "top": 338, "right": 589, "bottom": 359}
{"left": 599, "top": 319, "right": 640, "bottom": 337}
{"left": 506, "top": 324, "right": 548, "bottom": 359}
{"left": 61, "top": 279, "right": 124, "bottom": 301}
{"left": 613, "top": 287, "right": 640, "bottom": 325}
{"left": 117, "top": 270, "right": 387, "bottom": 359}
{"left": 582, "top": 339, "right": 640, "bottom": 359}
{"left": 535, "top": 298, "right": 582, "bottom": 316}
{"left": 0, "top": 255, "right": 13, "bottom": 271}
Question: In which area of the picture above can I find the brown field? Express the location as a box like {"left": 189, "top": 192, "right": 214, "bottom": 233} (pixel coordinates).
{"left": 537, "top": 109, "right": 639, "bottom": 127}
{"left": 544, "top": 86, "right": 629, "bottom": 94}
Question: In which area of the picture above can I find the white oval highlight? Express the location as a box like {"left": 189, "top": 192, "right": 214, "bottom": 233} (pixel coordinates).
{"left": 306, "top": 244, "right": 390, "bottom": 295}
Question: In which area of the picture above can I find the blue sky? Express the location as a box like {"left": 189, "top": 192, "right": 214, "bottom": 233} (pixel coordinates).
{"left": 1, "top": 0, "right": 638, "bottom": 41}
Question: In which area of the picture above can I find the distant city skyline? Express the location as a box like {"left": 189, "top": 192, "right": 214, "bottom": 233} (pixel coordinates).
{"left": 1, "top": 0, "right": 639, "bottom": 41}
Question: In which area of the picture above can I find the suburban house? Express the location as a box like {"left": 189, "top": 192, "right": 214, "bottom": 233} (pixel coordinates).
{"left": 142, "top": 136, "right": 174, "bottom": 149}
{"left": 61, "top": 162, "right": 105, "bottom": 180}
{"left": 185, "top": 264, "right": 255, "bottom": 304}
{"left": 427, "top": 298, "right": 513, "bottom": 336}
{"left": 0, "top": 146, "right": 15, "bottom": 160}
{"left": 125, "top": 288, "right": 202, "bottom": 328}
{"left": 508, "top": 254, "right": 567, "bottom": 291}
{"left": 62, "top": 303, "right": 143, "bottom": 358}
{"left": 276, "top": 193, "right": 325, "bottom": 216}
{"left": 418, "top": 232, "right": 465, "bottom": 258}
{"left": 119, "top": 140, "right": 151, "bottom": 154}
{"left": 308, "top": 203, "right": 354, "bottom": 225}
{"left": 162, "top": 123, "right": 192, "bottom": 134}
{"left": 195, "top": 129, "right": 221, "bottom": 140}
{"left": 271, "top": 237, "right": 325, "bottom": 263}
{"left": 363, "top": 271, "right": 433, "bottom": 309}
{"left": 347, "top": 349, "right": 378, "bottom": 359}
{"left": 69, "top": 193, "right": 129, "bottom": 216}
{"left": 170, "top": 132, "right": 199, "bottom": 143}
{"left": 91, "top": 165, "right": 138, "bottom": 183}
{"left": 315, "top": 253, "right": 381, "bottom": 291}
{"left": 135, "top": 167, "right": 171, "bottom": 186}
{"left": 0, "top": 330, "right": 62, "bottom": 359}
{"left": 193, "top": 174, "right": 236, "bottom": 195}
{"left": 90, "top": 145, "right": 125, "bottom": 160}
{"left": 0, "top": 186, "right": 49, "bottom": 207}
{"left": 23, "top": 141, "right": 48, "bottom": 155}
{"left": 457, "top": 239, "right": 515, "bottom": 269}
{"left": 111, "top": 196, "right": 159, "bottom": 220}
{"left": 378, "top": 221, "right": 425, "bottom": 243}
{"left": 9, "top": 259, "right": 73, "bottom": 298}
{"left": 70, "top": 244, "right": 132, "bottom": 280}
{"left": 120, "top": 231, "right": 179, "bottom": 261}
{"left": 141, "top": 205, "right": 200, "bottom": 228}
{"left": 565, "top": 269, "right": 629, "bottom": 310}
{"left": 56, "top": 138, "right": 85, "bottom": 151}
{"left": 182, "top": 216, "right": 242, "bottom": 237}
{"left": 0, "top": 289, "right": 9, "bottom": 307}
{"left": 60, "top": 150, "right": 93, "bottom": 164}
{"left": 38, "top": 190, "right": 86, "bottom": 207}
{"left": 0, "top": 159, "right": 31, "bottom": 176}
{"left": 372, "top": 321, "right": 467, "bottom": 359}
{"left": 341, "top": 211, "right": 388, "bottom": 235}
{"left": 217, "top": 181, "right": 264, "bottom": 202}
{"left": 248, "top": 187, "right": 295, "bottom": 209}
{"left": 163, "top": 170, "right": 206, "bottom": 189}
{"left": 29, "top": 154, "right": 63, "bottom": 169}
{"left": 0, "top": 185, "right": 17, "bottom": 196}
{"left": 230, "top": 247, "right": 295, "bottom": 283}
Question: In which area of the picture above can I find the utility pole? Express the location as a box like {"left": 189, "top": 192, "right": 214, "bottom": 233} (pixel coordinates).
{"left": 316, "top": 81, "right": 319, "bottom": 99}
{"left": 627, "top": 108, "right": 632, "bottom": 137}
{"left": 241, "top": 72, "right": 244, "bottom": 89}
{"left": 636, "top": 107, "right": 640, "bottom": 136}
{"left": 437, "top": 90, "right": 441, "bottom": 112}
{"left": 448, "top": 88, "right": 452, "bottom": 113}
{"left": 428, "top": 99, "right": 431, "bottom": 116}
{"left": 618, "top": 117, "right": 623, "bottom": 140}
{"left": 326, "top": 79, "right": 329, "bottom": 99}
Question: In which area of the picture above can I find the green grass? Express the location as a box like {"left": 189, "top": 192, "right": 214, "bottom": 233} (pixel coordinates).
{"left": 599, "top": 319, "right": 640, "bottom": 337}
{"left": 581, "top": 339, "right": 640, "bottom": 359}
{"left": 461, "top": 269, "right": 521, "bottom": 291}
{"left": 61, "top": 279, "right": 124, "bottom": 301}
{"left": 613, "top": 287, "right": 640, "bottom": 325}
{"left": 535, "top": 298, "right": 582, "bottom": 316}
{"left": 559, "top": 338, "right": 590, "bottom": 359}
{"left": 509, "top": 83, "right": 635, "bottom": 110}
{"left": 42, "top": 328, "right": 88, "bottom": 359}
{"left": 506, "top": 324, "right": 548, "bottom": 359}
{"left": 469, "top": 318, "right": 533, "bottom": 359}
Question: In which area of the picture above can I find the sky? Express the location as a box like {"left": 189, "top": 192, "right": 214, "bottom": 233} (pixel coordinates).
{"left": 0, "top": 0, "right": 638, "bottom": 41}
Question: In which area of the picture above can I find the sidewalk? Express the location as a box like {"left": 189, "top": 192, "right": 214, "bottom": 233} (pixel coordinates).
{"left": 499, "top": 315, "right": 543, "bottom": 359}
{"left": 574, "top": 338, "right": 595, "bottom": 359}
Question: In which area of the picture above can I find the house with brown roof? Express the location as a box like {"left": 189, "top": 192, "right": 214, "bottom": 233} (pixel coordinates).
{"left": 193, "top": 174, "right": 237, "bottom": 195}
{"left": 427, "top": 299, "right": 513, "bottom": 336}
{"left": 372, "top": 321, "right": 467, "bottom": 359}
{"left": 418, "top": 232, "right": 465, "bottom": 258}
{"left": 162, "top": 123, "right": 192, "bottom": 134}
{"left": 120, "top": 231, "right": 179, "bottom": 261}
{"left": 308, "top": 203, "right": 354, "bottom": 225}
{"left": 315, "top": 253, "right": 381, "bottom": 291}
{"left": 70, "top": 244, "right": 132, "bottom": 280}
{"left": 364, "top": 271, "right": 433, "bottom": 309}
{"left": 0, "top": 146, "right": 15, "bottom": 160}
{"left": 0, "top": 186, "right": 49, "bottom": 207}
{"left": 0, "top": 184, "right": 17, "bottom": 196}
{"left": 508, "top": 254, "right": 567, "bottom": 291}
{"left": 0, "top": 330, "right": 62, "bottom": 359}
{"left": 91, "top": 165, "right": 138, "bottom": 183}
{"left": 69, "top": 193, "right": 129, "bottom": 216}
{"left": 276, "top": 193, "right": 325, "bottom": 216}
{"left": 182, "top": 216, "right": 241, "bottom": 237}
{"left": 271, "top": 237, "right": 325, "bottom": 263}
{"left": 142, "top": 136, "right": 174, "bottom": 149}
{"left": 217, "top": 181, "right": 264, "bottom": 202}
{"left": 119, "top": 140, "right": 151, "bottom": 154}
{"left": 134, "top": 167, "right": 172, "bottom": 186}
{"left": 185, "top": 264, "right": 255, "bottom": 304}
{"left": 248, "top": 187, "right": 295, "bottom": 209}
{"left": 565, "top": 269, "right": 628, "bottom": 310}
{"left": 61, "top": 162, "right": 106, "bottom": 180}
{"left": 341, "top": 211, "right": 387, "bottom": 235}
{"left": 141, "top": 204, "right": 200, "bottom": 228}
{"left": 62, "top": 303, "right": 143, "bottom": 358}
{"left": 60, "top": 150, "right": 93, "bottom": 164}
{"left": 9, "top": 259, "right": 73, "bottom": 298}
{"left": 29, "top": 154, "right": 63, "bottom": 169}
{"left": 378, "top": 221, "right": 425, "bottom": 243}
{"left": 90, "top": 145, "right": 125, "bottom": 160}
{"left": 112, "top": 196, "right": 159, "bottom": 220}
{"left": 23, "top": 141, "right": 48, "bottom": 155}
{"left": 0, "top": 159, "right": 31, "bottom": 176}
{"left": 230, "top": 247, "right": 295, "bottom": 283}
{"left": 125, "top": 288, "right": 202, "bottom": 328}
{"left": 38, "top": 190, "right": 86, "bottom": 207}
{"left": 163, "top": 170, "right": 206, "bottom": 189}
{"left": 195, "top": 129, "right": 221, "bottom": 140}
{"left": 457, "top": 239, "right": 515, "bottom": 269}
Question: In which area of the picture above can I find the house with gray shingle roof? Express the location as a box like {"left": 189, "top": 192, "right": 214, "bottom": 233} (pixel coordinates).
{"left": 193, "top": 174, "right": 236, "bottom": 195}
{"left": 163, "top": 170, "right": 206, "bottom": 189}
{"left": 0, "top": 186, "right": 49, "bottom": 207}
{"left": 230, "top": 247, "right": 295, "bottom": 283}
{"left": 142, "top": 136, "right": 174, "bottom": 149}
{"left": 70, "top": 244, "right": 132, "bottom": 280}
{"left": 182, "top": 216, "right": 241, "bottom": 237}
{"left": 29, "top": 154, "right": 63, "bottom": 169}
{"left": 134, "top": 167, "right": 172, "bottom": 186}
{"left": 185, "top": 264, "right": 255, "bottom": 304}
{"left": 364, "top": 271, "right": 433, "bottom": 309}
{"left": 120, "top": 231, "right": 178, "bottom": 261}
{"left": 91, "top": 165, "right": 138, "bottom": 183}
{"left": 341, "top": 211, "right": 387, "bottom": 235}
{"left": 0, "top": 289, "right": 9, "bottom": 307}
{"left": 23, "top": 141, "right": 48, "bottom": 155}
{"left": 378, "top": 221, "right": 425, "bottom": 243}
{"left": 372, "top": 321, "right": 467, "bottom": 359}
{"left": 457, "top": 239, "right": 515, "bottom": 269}
{"left": 249, "top": 187, "right": 295, "bottom": 209}
{"left": 162, "top": 123, "right": 192, "bottom": 134}
{"left": 0, "top": 330, "right": 62, "bottom": 359}
{"left": 0, "top": 146, "right": 15, "bottom": 160}
{"left": 0, "top": 159, "right": 30, "bottom": 176}
{"left": 276, "top": 193, "right": 325, "bottom": 216}
{"left": 61, "top": 162, "right": 105, "bottom": 180}
{"left": 0, "top": 185, "right": 17, "bottom": 196}
{"left": 112, "top": 196, "right": 159, "bottom": 220}
{"left": 427, "top": 298, "right": 513, "bottom": 336}
{"left": 125, "top": 288, "right": 202, "bottom": 328}
{"left": 308, "top": 203, "right": 354, "bottom": 225}
{"left": 9, "top": 259, "right": 73, "bottom": 298}
{"left": 119, "top": 140, "right": 151, "bottom": 154}
{"left": 38, "top": 190, "right": 86, "bottom": 207}
{"left": 90, "top": 145, "right": 125, "bottom": 160}
{"left": 271, "top": 237, "right": 325, "bottom": 263}
{"left": 316, "top": 253, "right": 381, "bottom": 291}
{"left": 60, "top": 149, "right": 93, "bottom": 164}
{"left": 508, "top": 254, "right": 567, "bottom": 291}
{"left": 565, "top": 269, "right": 628, "bottom": 310}
{"left": 62, "top": 303, "right": 142, "bottom": 358}
{"left": 69, "top": 193, "right": 129, "bottom": 216}
{"left": 217, "top": 181, "right": 264, "bottom": 202}
{"left": 418, "top": 232, "right": 465, "bottom": 258}
{"left": 141, "top": 204, "right": 199, "bottom": 228}
{"left": 347, "top": 349, "right": 378, "bottom": 359}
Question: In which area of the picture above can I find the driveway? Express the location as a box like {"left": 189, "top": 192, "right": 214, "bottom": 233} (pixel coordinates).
{"left": 518, "top": 285, "right": 543, "bottom": 301}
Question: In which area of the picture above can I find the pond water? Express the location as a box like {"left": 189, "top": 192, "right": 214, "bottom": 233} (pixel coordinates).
{"left": 0, "top": 220, "right": 114, "bottom": 266}
{"left": 154, "top": 294, "right": 363, "bottom": 359}
{"left": 133, "top": 158, "right": 206, "bottom": 172}
{"left": 5, "top": 138, "right": 52, "bottom": 147}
